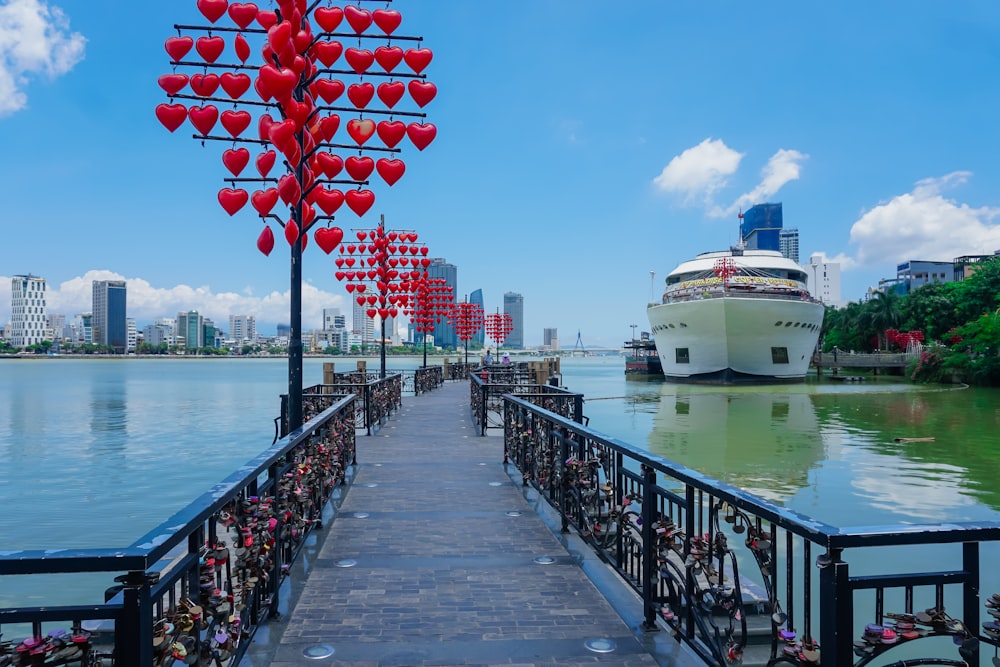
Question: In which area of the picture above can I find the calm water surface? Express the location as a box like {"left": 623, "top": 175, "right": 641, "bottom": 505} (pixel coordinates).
{"left": 3, "top": 355, "right": 1000, "bottom": 609}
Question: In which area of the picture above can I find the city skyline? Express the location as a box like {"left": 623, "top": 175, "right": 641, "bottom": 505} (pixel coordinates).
{"left": 3, "top": 2, "right": 1000, "bottom": 346}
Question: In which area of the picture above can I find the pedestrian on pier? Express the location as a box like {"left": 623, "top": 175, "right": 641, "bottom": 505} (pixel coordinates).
{"left": 484, "top": 350, "right": 493, "bottom": 366}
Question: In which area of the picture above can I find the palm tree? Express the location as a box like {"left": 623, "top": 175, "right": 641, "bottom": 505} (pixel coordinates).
{"left": 862, "top": 290, "right": 903, "bottom": 350}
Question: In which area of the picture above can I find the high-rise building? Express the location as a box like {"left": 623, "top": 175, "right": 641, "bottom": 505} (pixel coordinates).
{"left": 427, "top": 259, "right": 458, "bottom": 349}
{"left": 92, "top": 280, "right": 127, "bottom": 354}
{"left": 805, "top": 254, "right": 842, "bottom": 306}
{"left": 10, "top": 275, "right": 47, "bottom": 348}
{"left": 143, "top": 322, "right": 174, "bottom": 347}
{"left": 126, "top": 318, "right": 137, "bottom": 353}
{"left": 469, "top": 288, "right": 485, "bottom": 346}
{"left": 229, "top": 314, "right": 257, "bottom": 343}
{"left": 543, "top": 327, "right": 558, "bottom": 351}
{"left": 503, "top": 291, "right": 524, "bottom": 349}
{"left": 352, "top": 300, "right": 375, "bottom": 343}
{"left": 176, "top": 311, "right": 204, "bottom": 349}
{"left": 740, "top": 203, "right": 783, "bottom": 252}
{"left": 323, "top": 308, "right": 346, "bottom": 331}
{"left": 47, "top": 314, "right": 67, "bottom": 341}
{"left": 779, "top": 228, "right": 800, "bottom": 264}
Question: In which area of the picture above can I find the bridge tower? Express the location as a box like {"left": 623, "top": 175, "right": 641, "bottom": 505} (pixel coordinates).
{"left": 573, "top": 330, "right": 586, "bottom": 356}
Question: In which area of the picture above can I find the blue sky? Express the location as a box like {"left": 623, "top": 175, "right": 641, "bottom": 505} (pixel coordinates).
{"left": 2, "top": 1, "right": 1000, "bottom": 347}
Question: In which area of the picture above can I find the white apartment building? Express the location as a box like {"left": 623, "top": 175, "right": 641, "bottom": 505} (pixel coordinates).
{"left": 805, "top": 254, "right": 842, "bottom": 307}
{"left": 10, "top": 275, "right": 47, "bottom": 347}
{"left": 229, "top": 314, "right": 257, "bottom": 343}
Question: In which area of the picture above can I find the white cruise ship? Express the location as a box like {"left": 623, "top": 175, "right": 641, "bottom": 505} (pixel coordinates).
{"left": 646, "top": 248, "right": 824, "bottom": 383}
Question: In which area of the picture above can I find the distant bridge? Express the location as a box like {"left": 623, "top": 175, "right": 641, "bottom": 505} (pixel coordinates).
{"left": 812, "top": 350, "right": 915, "bottom": 374}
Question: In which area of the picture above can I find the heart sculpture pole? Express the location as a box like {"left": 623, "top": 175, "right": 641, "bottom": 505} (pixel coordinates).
{"left": 485, "top": 310, "right": 514, "bottom": 351}
{"left": 157, "top": 0, "right": 438, "bottom": 432}
{"left": 404, "top": 275, "right": 453, "bottom": 367}
{"left": 332, "top": 216, "right": 428, "bottom": 377}
{"left": 448, "top": 300, "right": 485, "bottom": 366}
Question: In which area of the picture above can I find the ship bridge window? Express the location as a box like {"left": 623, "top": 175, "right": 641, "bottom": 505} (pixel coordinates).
{"left": 771, "top": 347, "right": 789, "bottom": 364}
{"left": 675, "top": 348, "right": 689, "bottom": 364}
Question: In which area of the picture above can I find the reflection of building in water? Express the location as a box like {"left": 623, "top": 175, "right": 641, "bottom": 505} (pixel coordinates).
{"left": 647, "top": 389, "right": 823, "bottom": 504}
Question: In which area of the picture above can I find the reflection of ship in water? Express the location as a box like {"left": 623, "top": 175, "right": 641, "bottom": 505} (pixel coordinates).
{"left": 647, "top": 387, "right": 823, "bottom": 504}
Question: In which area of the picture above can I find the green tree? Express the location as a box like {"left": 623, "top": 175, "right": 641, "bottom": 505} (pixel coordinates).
{"left": 860, "top": 290, "right": 903, "bottom": 350}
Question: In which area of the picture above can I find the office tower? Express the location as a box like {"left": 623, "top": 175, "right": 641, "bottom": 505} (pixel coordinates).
{"left": 323, "top": 308, "right": 346, "bottom": 331}
{"left": 176, "top": 311, "right": 204, "bottom": 349}
{"left": 126, "top": 318, "right": 137, "bottom": 353}
{"left": 426, "top": 258, "right": 458, "bottom": 349}
{"left": 543, "top": 327, "right": 558, "bottom": 351}
{"left": 740, "top": 202, "right": 783, "bottom": 252}
{"left": 143, "top": 322, "right": 174, "bottom": 346}
{"left": 779, "top": 228, "right": 800, "bottom": 264}
{"left": 229, "top": 315, "right": 257, "bottom": 343}
{"left": 503, "top": 291, "right": 524, "bottom": 349}
{"left": 352, "top": 299, "right": 375, "bottom": 343}
{"left": 46, "top": 314, "right": 68, "bottom": 341}
{"left": 469, "top": 288, "right": 485, "bottom": 346}
{"left": 10, "top": 275, "right": 47, "bottom": 347}
{"left": 92, "top": 280, "right": 127, "bottom": 354}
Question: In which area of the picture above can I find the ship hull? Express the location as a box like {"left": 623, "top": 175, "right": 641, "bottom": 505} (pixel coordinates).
{"left": 646, "top": 296, "right": 824, "bottom": 383}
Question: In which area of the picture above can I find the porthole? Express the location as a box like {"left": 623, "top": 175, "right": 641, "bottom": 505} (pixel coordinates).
{"left": 680, "top": 323, "right": 687, "bottom": 327}
{"left": 668, "top": 323, "right": 675, "bottom": 329}
{"left": 785, "top": 322, "right": 793, "bottom": 327}
{"left": 775, "top": 321, "right": 783, "bottom": 327}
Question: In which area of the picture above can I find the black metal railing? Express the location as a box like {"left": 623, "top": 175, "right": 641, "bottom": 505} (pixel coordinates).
{"left": 503, "top": 395, "right": 1000, "bottom": 667}
{"left": 470, "top": 366, "right": 583, "bottom": 436}
{"left": 413, "top": 365, "right": 444, "bottom": 394}
{"left": 285, "top": 372, "right": 402, "bottom": 437}
{"left": 0, "top": 396, "right": 357, "bottom": 667}
{"left": 443, "top": 361, "right": 476, "bottom": 381}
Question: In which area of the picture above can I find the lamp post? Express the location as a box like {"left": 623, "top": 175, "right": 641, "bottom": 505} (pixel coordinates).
{"left": 630, "top": 323, "right": 638, "bottom": 341}
{"left": 156, "top": 1, "right": 438, "bottom": 431}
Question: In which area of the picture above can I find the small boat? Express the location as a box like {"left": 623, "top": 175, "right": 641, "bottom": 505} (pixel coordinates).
{"left": 624, "top": 334, "right": 663, "bottom": 378}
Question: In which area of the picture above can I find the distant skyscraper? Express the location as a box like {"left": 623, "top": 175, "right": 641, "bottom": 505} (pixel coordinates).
{"left": 230, "top": 314, "right": 257, "bottom": 343}
{"left": 176, "top": 311, "right": 204, "bottom": 349}
{"left": 469, "top": 288, "right": 485, "bottom": 346}
{"left": 323, "top": 308, "right": 345, "bottom": 331}
{"left": 427, "top": 258, "right": 458, "bottom": 349}
{"left": 740, "top": 202, "right": 783, "bottom": 251}
{"left": 10, "top": 274, "right": 47, "bottom": 348}
{"left": 779, "top": 228, "right": 800, "bottom": 263}
{"left": 503, "top": 291, "right": 524, "bottom": 349}
{"left": 351, "top": 300, "right": 375, "bottom": 343}
{"left": 92, "top": 280, "right": 127, "bottom": 354}
{"left": 805, "top": 254, "right": 843, "bottom": 306}
{"left": 276, "top": 323, "right": 291, "bottom": 340}
{"left": 543, "top": 327, "right": 558, "bottom": 351}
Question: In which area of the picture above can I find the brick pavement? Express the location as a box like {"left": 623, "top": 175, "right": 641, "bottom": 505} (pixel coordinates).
{"left": 243, "top": 381, "right": 697, "bottom": 667}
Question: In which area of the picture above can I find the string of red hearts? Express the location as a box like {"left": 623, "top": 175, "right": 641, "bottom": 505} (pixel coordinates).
{"left": 403, "top": 275, "right": 453, "bottom": 366}
{"left": 448, "top": 301, "right": 485, "bottom": 365}
{"left": 484, "top": 311, "right": 514, "bottom": 349}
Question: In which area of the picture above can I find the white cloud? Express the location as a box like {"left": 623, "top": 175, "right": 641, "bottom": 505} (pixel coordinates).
{"left": 806, "top": 251, "right": 857, "bottom": 271}
{"left": 652, "top": 138, "right": 743, "bottom": 205}
{"left": 849, "top": 172, "right": 1000, "bottom": 267}
{"left": 1, "top": 270, "right": 348, "bottom": 333}
{"left": 653, "top": 140, "right": 807, "bottom": 218}
{"left": 0, "top": 0, "right": 85, "bottom": 116}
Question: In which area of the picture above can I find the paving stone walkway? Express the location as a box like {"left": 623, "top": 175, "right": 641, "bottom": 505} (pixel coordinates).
{"left": 246, "top": 381, "right": 698, "bottom": 666}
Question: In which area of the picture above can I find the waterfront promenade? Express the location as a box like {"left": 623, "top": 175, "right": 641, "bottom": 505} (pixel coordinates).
{"left": 241, "top": 381, "right": 695, "bottom": 667}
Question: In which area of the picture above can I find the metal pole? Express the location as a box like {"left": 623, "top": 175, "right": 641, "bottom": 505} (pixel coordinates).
{"left": 380, "top": 317, "right": 387, "bottom": 378}
{"left": 288, "top": 228, "right": 303, "bottom": 432}
{"left": 422, "top": 331, "right": 428, "bottom": 367}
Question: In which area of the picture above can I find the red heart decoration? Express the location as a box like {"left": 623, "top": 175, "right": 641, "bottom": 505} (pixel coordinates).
{"left": 256, "top": 150, "right": 276, "bottom": 176}
{"left": 344, "top": 5, "right": 373, "bottom": 33}
{"left": 164, "top": 36, "right": 194, "bottom": 62}
{"left": 314, "top": 226, "right": 344, "bottom": 253}
{"left": 408, "top": 80, "right": 437, "bottom": 108}
{"left": 256, "top": 10, "right": 278, "bottom": 29}
{"left": 251, "top": 188, "right": 279, "bottom": 216}
{"left": 313, "top": 188, "right": 345, "bottom": 215}
{"left": 301, "top": 202, "right": 317, "bottom": 229}
{"left": 157, "top": 73, "right": 188, "bottom": 96}
{"left": 355, "top": 295, "right": 365, "bottom": 304}
{"left": 320, "top": 114, "right": 340, "bottom": 140}
{"left": 376, "top": 158, "right": 405, "bottom": 186}
{"left": 254, "top": 76, "right": 272, "bottom": 102}
{"left": 155, "top": 103, "right": 188, "bottom": 132}
{"left": 372, "top": 8, "right": 402, "bottom": 35}
{"left": 286, "top": 99, "right": 312, "bottom": 130}
{"left": 366, "top": 309, "right": 377, "bottom": 319}
{"left": 258, "top": 113, "right": 274, "bottom": 141}
{"left": 356, "top": 231, "right": 368, "bottom": 241}
{"left": 404, "top": 48, "right": 433, "bottom": 74}
{"left": 346, "top": 283, "right": 356, "bottom": 293}
{"left": 293, "top": 29, "right": 312, "bottom": 54}
{"left": 188, "top": 105, "right": 219, "bottom": 135}
{"left": 406, "top": 122, "right": 437, "bottom": 151}
{"left": 347, "top": 82, "right": 374, "bottom": 109}
{"left": 196, "top": 36, "right": 225, "bottom": 63}
{"left": 197, "top": 0, "right": 228, "bottom": 23}
{"left": 222, "top": 147, "right": 251, "bottom": 176}
{"left": 259, "top": 65, "right": 298, "bottom": 99}
{"left": 311, "top": 78, "right": 344, "bottom": 105}
{"left": 284, "top": 219, "right": 300, "bottom": 246}
{"left": 190, "top": 73, "right": 220, "bottom": 97}
{"left": 315, "top": 152, "right": 343, "bottom": 178}
{"left": 311, "top": 41, "right": 343, "bottom": 67}
{"left": 345, "top": 155, "right": 375, "bottom": 181}
{"left": 373, "top": 46, "right": 403, "bottom": 73}
{"left": 268, "top": 118, "right": 297, "bottom": 152}
{"left": 277, "top": 174, "right": 301, "bottom": 205}
{"left": 344, "top": 48, "right": 374, "bottom": 75}
{"left": 420, "top": 257, "right": 431, "bottom": 267}
{"left": 267, "top": 21, "right": 292, "bottom": 53}
{"left": 345, "top": 258, "right": 356, "bottom": 267}
{"left": 376, "top": 81, "right": 405, "bottom": 109}
{"left": 227, "top": 2, "right": 259, "bottom": 29}
{"left": 389, "top": 308, "right": 398, "bottom": 318}
{"left": 345, "top": 189, "right": 375, "bottom": 216}
{"left": 346, "top": 118, "right": 376, "bottom": 145}
{"left": 218, "top": 188, "right": 249, "bottom": 216}
{"left": 376, "top": 120, "right": 406, "bottom": 149}
{"left": 378, "top": 308, "right": 389, "bottom": 319}
{"left": 234, "top": 33, "right": 251, "bottom": 63}
{"left": 420, "top": 246, "right": 429, "bottom": 255}
{"left": 257, "top": 226, "right": 275, "bottom": 255}
{"left": 314, "top": 6, "right": 343, "bottom": 32}
{"left": 220, "top": 72, "right": 252, "bottom": 99}
{"left": 355, "top": 283, "right": 366, "bottom": 292}
{"left": 220, "top": 109, "right": 252, "bottom": 137}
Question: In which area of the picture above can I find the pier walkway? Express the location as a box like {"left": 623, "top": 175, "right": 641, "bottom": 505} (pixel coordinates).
{"left": 242, "top": 381, "right": 695, "bottom": 666}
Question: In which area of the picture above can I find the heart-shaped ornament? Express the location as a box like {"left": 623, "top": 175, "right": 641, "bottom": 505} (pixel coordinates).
{"left": 376, "top": 81, "right": 405, "bottom": 109}
{"left": 188, "top": 105, "right": 219, "bottom": 135}
{"left": 222, "top": 147, "right": 251, "bottom": 176}
{"left": 256, "top": 150, "right": 277, "bottom": 176}
{"left": 218, "top": 188, "right": 249, "bottom": 216}
{"left": 220, "top": 72, "right": 252, "bottom": 99}
{"left": 344, "top": 5, "right": 373, "bottom": 33}
{"left": 376, "top": 158, "right": 405, "bottom": 186}
{"left": 227, "top": 2, "right": 259, "bottom": 29}
{"left": 164, "top": 36, "right": 194, "bottom": 61}
{"left": 311, "top": 40, "right": 343, "bottom": 67}
{"left": 346, "top": 118, "right": 376, "bottom": 145}
{"left": 314, "top": 226, "right": 344, "bottom": 254}
{"left": 315, "top": 152, "right": 344, "bottom": 178}
{"left": 251, "top": 188, "right": 279, "bottom": 216}
{"left": 155, "top": 103, "right": 188, "bottom": 132}
{"left": 314, "top": 6, "right": 343, "bottom": 32}
{"left": 373, "top": 45, "right": 404, "bottom": 73}
{"left": 197, "top": 0, "right": 228, "bottom": 23}
{"left": 347, "top": 82, "right": 374, "bottom": 109}
{"left": 376, "top": 120, "right": 406, "bottom": 148}
{"left": 257, "top": 226, "right": 275, "bottom": 256}
{"left": 404, "top": 47, "right": 433, "bottom": 74}
{"left": 408, "top": 80, "right": 437, "bottom": 108}
{"left": 372, "top": 8, "right": 402, "bottom": 35}
{"left": 220, "top": 109, "right": 252, "bottom": 137}
{"left": 344, "top": 48, "right": 374, "bottom": 75}
{"left": 406, "top": 122, "right": 437, "bottom": 151}
{"left": 157, "top": 73, "right": 189, "bottom": 96}
{"left": 345, "top": 189, "right": 375, "bottom": 216}
{"left": 196, "top": 36, "right": 226, "bottom": 63}
{"left": 234, "top": 33, "right": 251, "bottom": 62}
{"left": 313, "top": 188, "right": 345, "bottom": 215}
{"left": 345, "top": 155, "right": 375, "bottom": 181}
{"left": 190, "top": 73, "right": 220, "bottom": 97}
